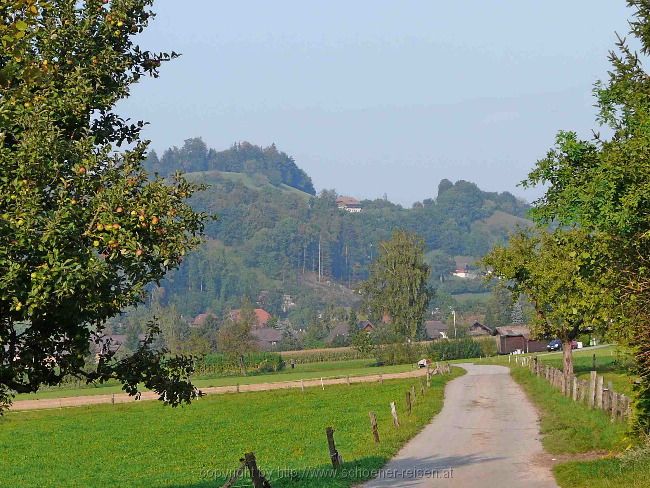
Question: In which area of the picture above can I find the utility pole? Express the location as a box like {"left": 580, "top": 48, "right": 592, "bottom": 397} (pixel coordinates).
{"left": 453, "top": 309, "right": 457, "bottom": 338}
{"left": 318, "top": 235, "right": 322, "bottom": 283}
{"left": 449, "top": 308, "right": 457, "bottom": 338}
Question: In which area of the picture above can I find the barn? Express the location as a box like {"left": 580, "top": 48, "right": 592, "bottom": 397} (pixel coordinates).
{"left": 494, "top": 326, "right": 547, "bottom": 354}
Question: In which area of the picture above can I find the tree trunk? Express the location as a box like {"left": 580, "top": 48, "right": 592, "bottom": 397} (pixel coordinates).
{"left": 562, "top": 339, "right": 573, "bottom": 382}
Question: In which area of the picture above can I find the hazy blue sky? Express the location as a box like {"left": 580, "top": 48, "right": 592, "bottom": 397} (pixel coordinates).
{"left": 118, "top": 1, "right": 632, "bottom": 206}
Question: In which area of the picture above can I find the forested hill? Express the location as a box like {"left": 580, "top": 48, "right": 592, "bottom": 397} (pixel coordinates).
{"left": 145, "top": 138, "right": 316, "bottom": 195}
{"left": 145, "top": 140, "right": 531, "bottom": 323}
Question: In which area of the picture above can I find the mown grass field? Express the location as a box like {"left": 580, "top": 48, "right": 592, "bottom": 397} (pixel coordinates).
{"left": 16, "top": 359, "right": 415, "bottom": 400}
{"left": 1, "top": 370, "right": 462, "bottom": 487}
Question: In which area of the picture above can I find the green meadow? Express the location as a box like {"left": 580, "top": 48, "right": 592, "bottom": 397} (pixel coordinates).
{"left": 1, "top": 370, "right": 462, "bottom": 488}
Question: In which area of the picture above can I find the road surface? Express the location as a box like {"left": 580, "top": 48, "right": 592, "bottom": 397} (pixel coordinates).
{"left": 361, "top": 363, "right": 557, "bottom": 488}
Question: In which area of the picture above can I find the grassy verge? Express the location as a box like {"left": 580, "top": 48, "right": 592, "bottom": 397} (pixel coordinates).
{"left": 509, "top": 368, "right": 627, "bottom": 453}
{"left": 1, "top": 369, "right": 463, "bottom": 487}
{"left": 15, "top": 359, "right": 415, "bottom": 401}
{"left": 508, "top": 365, "right": 649, "bottom": 488}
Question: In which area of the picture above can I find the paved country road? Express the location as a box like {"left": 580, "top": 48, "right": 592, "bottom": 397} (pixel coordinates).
{"left": 10, "top": 368, "right": 429, "bottom": 411}
{"left": 361, "top": 364, "right": 558, "bottom": 488}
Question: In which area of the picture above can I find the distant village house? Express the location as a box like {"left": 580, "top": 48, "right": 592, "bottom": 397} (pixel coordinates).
{"left": 468, "top": 321, "right": 492, "bottom": 336}
{"left": 424, "top": 320, "right": 448, "bottom": 340}
{"left": 229, "top": 308, "right": 272, "bottom": 328}
{"left": 336, "top": 196, "right": 362, "bottom": 213}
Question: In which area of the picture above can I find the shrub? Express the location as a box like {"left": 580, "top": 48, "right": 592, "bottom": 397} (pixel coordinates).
{"left": 374, "top": 342, "right": 427, "bottom": 366}
{"left": 428, "top": 337, "right": 482, "bottom": 361}
{"left": 475, "top": 336, "right": 498, "bottom": 357}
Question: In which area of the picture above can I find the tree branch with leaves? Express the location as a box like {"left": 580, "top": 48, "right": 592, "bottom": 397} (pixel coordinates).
{"left": 0, "top": 0, "right": 207, "bottom": 412}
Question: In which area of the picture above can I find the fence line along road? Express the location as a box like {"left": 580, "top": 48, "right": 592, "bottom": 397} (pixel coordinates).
{"left": 10, "top": 368, "right": 434, "bottom": 412}
{"left": 512, "top": 354, "right": 632, "bottom": 421}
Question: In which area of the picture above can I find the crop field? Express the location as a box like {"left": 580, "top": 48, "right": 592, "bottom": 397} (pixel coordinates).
{"left": 1, "top": 370, "right": 462, "bottom": 487}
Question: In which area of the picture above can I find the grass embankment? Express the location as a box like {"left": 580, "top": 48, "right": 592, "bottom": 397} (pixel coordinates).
{"left": 507, "top": 354, "right": 648, "bottom": 488}
{"left": 1, "top": 369, "right": 463, "bottom": 488}
{"left": 16, "top": 359, "right": 414, "bottom": 401}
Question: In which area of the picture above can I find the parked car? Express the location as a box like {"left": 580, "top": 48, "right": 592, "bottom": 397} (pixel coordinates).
{"left": 547, "top": 339, "right": 579, "bottom": 351}
{"left": 547, "top": 339, "right": 562, "bottom": 351}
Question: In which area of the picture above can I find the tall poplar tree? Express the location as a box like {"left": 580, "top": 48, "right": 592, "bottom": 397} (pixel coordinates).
{"left": 360, "top": 230, "right": 432, "bottom": 339}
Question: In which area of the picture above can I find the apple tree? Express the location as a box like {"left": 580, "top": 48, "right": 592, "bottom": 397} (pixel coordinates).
{"left": 483, "top": 228, "right": 615, "bottom": 382}
{"left": 0, "top": 0, "right": 207, "bottom": 411}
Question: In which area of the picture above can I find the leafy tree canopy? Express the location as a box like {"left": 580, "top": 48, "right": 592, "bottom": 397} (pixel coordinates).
{"left": 520, "top": 0, "right": 650, "bottom": 432}
{"left": 360, "top": 230, "right": 432, "bottom": 339}
{"left": 0, "top": 0, "right": 206, "bottom": 411}
{"left": 483, "top": 228, "right": 616, "bottom": 378}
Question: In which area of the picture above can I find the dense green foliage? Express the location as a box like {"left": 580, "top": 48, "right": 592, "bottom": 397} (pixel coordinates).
{"left": 427, "top": 337, "right": 496, "bottom": 361}
{"left": 0, "top": 374, "right": 461, "bottom": 487}
{"left": 361, "top": 230, "right": 432, "bottom": 339}
{"left": 519, "top": 1, "right": 650, "bottom": 432}
{"left": 145, "top": 156, "right": 529, "bottom": 322}
{"left": 483, "top": 228, "right": 614, "bottom": 378}
{"left": 374, "top": 342, "right": 428, "bottom": 366}
{"left": 0, "top": 0, "right": 206, "bottom": 411}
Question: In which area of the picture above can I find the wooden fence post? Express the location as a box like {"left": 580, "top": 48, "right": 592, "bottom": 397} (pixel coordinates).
{"left": 325, "top": 427, "right": 342, "bottom": 468}
{"left": 347, "top": 375, "right": 350, "bottom": 386}
{"left": 301, "top": 379, "right": 304, "bottom": 393}
{"left": 580, "top": 379, "right": 588, "bottom": 404}
{"left": 369, "top": 412, "right": 380, "bottom": 443}
{"left": 222, "top": 460, "right": 246, "bottom": 488}
{"left": 620, "top": 394, "right": 628, "bottom": 420}
{"left": 111, "top": 394, "right": 115, "bottom": 405}
{"left": 379, "top": 374, "right": 383, "bottom": 385}
{"left": 390, "top": 402, "right": 400, "bottom": 428}
{"left": 611, "top": 392, "right": 619, "bottom": 421}
{"left": 406, "top": 391, "right": 412, "bottom": 414}
{"left": 589, "top": 371, "right": 597, "bottom": 408}
{"left": 592, "top": 353, "right": 596, "bottom": 371}
{"left": 572, "top": 376, "right": 578, "bottom": 401}
{"left": 596, "top": 376, "right": 604, "bottom": 410}
{"left": 411, "top": 385, "right": 416, "bottom": 402}
{"left": 244, "top": 452, "right": 271, "bottom": 488}
{"left": 321, "top": 377, "right": 324, "bottom": 390}
{"left": 604, "top": 381, "right": 613, "bottom": 414}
